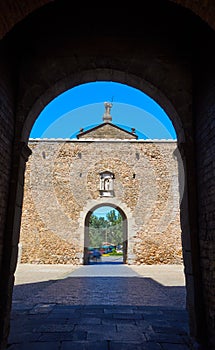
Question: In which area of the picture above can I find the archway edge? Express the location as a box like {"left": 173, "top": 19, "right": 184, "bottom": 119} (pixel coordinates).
{"left": 22, "top": 69, "right": 185, "bottom": 143}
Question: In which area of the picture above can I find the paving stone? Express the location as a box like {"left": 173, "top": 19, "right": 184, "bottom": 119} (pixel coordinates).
{"left": 8, "top": 332, "right": 41, "bottom": 344}
{"left": 52, "top": 305, "right": 82, "bottom": 312}
{"left": 72, "top": 317, "right": 101, "bottom": 324}
{"left": 134, "top": 319, "right": 153, "bottom": 329}
{"left": 112, "top": 313, "right": 142, "bottom": 319}
{"left": 38, "top": 332, "right": 74, "bottom": 341}
{"left": 161, "top": 344, "right": 192, "bottom": 350}
{"left": 72, "top": 330, "right": 87, "bottom": 341}
{"left": 151, "top": 324, "right": 188, "bottom": 335}
{"left": 102, "top": 318, "right": 136, "bottom": 325}
{"left": 61, "top": 341, "right": 109, "bottom": 350}
{"left": 31, "top": 304, "right": 55, "bottom": 314}
{"left": 116, "top": 324, "right": 147, "bottom": 333}
{"left": 80, "top": 321, "right": 116, "bottom": 329}
{"left": 36, "top": 324, "right": 74, "bottom": 332}
{"left": 145, "top": 332, "right": 187, "bottom": 343}
{"left": 8, "top": 264, "right": 195, "bottom": 349}
{"left": 109, "top": 341, "right": 162, "bottom": 350}
{"left": 46, "top": 313, "right": 75, "bottom": 320}
{"left": 11, "top": 303, "right": 33, "bottom": 312}
{"left": 86, "top": 331, "right": 119, "bottom": 341}
{"left": 104, "top": 306, "right": 137, "bottom": 312}
{"left": 83, "top": 305, "right": 106, "bottom": 310}
{"left": 7, "top": 342, "right": 60, "bottom": 350}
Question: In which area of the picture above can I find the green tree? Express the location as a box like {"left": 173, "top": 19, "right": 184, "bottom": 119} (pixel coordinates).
{"left": 106, "top": 210, "right": 123, "bottom": 245}
{"left": 106, "top": 210, "right": 122, "bottom": 226}
{"left": 89, "top": 214, "right": 107, "bottom": 228}
{"left": 89, "top": 209, "right": 123, "bottom": 247}
{"left": 89, "top": 214, "right": 108, "bottom": 247}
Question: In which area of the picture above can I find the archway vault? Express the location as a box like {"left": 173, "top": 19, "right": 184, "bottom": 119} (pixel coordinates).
{"left": 13, "top": 45, "right": 197, "bottom": 346}
{"left": 0, "top": 0, "right": 214, "bottom": 39}
{"left": 6, "top": 40, "right": 199, "bottom": 348}
{"left": 1, "top": 1, "right": 214, "bottom": 348}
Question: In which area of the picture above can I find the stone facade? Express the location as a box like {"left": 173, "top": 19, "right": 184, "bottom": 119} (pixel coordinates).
{"left": 20, "top": 119, "right": 183, "bottom": 265}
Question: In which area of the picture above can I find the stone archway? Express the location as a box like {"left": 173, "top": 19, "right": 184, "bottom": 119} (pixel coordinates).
{"left": 1, "top": 1, "right": 215, "bottom": 348}
{"left": 3, "top": 72, "right": 194, "bottom": 348}
{"left": 83, "top": 204, "right": 128, "bottom": 265}
{"left": 77, "top": 198, "right": 137, "bottom": 266}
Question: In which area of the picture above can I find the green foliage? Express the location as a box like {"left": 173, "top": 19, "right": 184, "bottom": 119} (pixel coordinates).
{"left": 89, "top": 215, "right": 107, "bottom": 228}
{"left": 89, "top": 209, "right": 123, "bottom": 247}
{"left": 106, "top": 210, "right": 122, "bottom": 225}
{"left": 109, "top": 250, "right": 123, "bottom": 256}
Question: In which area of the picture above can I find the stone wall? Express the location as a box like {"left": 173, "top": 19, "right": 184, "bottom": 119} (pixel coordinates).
{"left": 195, "top": 36, "right": 215, "bottom": 347}
{"left": 0, "top": 50, "right": 15, "bottom": 271}
{"left": 20, "top": 139, "right": 183, "bottom": 265}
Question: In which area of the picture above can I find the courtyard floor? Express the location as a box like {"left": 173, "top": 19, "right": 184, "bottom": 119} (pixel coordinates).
{"left": 7, "top": 259, "right": 196, "bottom": 349}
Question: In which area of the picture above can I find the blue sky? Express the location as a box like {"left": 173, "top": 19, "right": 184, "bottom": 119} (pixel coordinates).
{"left": 30, "top": 81, "right": 176, "bottom": 140}
{"left": 93, "top": 206, "right": 118, "bottom": 219}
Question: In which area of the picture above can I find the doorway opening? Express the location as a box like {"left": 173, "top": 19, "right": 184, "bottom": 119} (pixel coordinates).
{"left": 84, "top": 205, "right": 128, "bottom": 265}
{"left": 10, "top": 80, "right": 188, "bottom": 349}
{"left": 2, "top": 0, "right": 213, "bottom": 346}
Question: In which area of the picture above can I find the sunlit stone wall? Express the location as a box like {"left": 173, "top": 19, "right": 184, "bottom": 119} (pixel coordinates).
{"left": 20, "top": 139, "right": 183, "bottom": 265}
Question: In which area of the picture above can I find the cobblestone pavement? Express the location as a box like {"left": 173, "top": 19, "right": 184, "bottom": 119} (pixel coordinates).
{"left": 7, "top": 261, "right": 196, "bottom": 350}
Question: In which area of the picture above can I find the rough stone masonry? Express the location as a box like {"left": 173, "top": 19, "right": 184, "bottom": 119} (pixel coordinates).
{"left": 19, "top": 107, "right": 183, "bottom": 265}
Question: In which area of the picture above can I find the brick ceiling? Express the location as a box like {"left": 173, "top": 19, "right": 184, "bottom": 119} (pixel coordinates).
{"left": 0, "top": 0, "right": 214, "bottom": 40}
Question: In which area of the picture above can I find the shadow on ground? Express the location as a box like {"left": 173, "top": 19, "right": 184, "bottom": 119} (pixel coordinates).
{"left": 12, "top": 276, "right": 186, "bottom": 307}
{"left": 8, "top": 265, "right": 193, "bottom": 349}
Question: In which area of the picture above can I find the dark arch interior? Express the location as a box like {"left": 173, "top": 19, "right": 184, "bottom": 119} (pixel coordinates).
{"left": 0, "top": 1, "right": 214, "bottom": 349}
